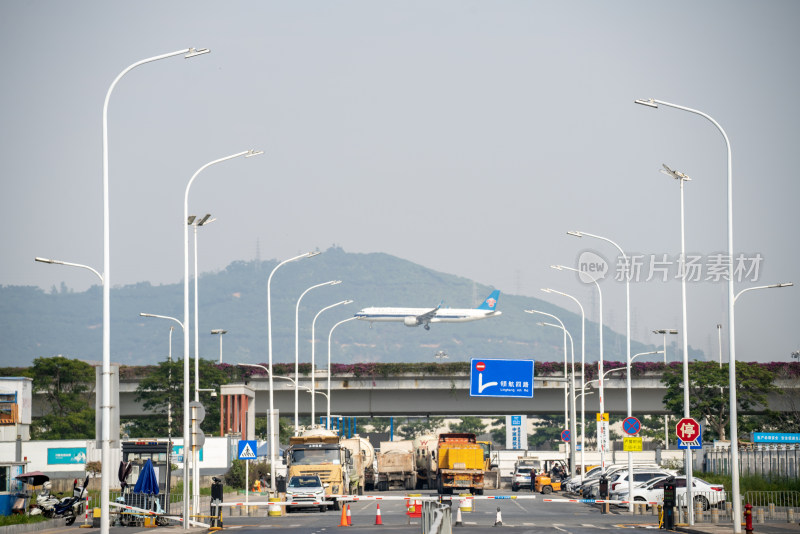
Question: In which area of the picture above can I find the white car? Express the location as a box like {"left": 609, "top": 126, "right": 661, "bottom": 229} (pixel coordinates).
{"left": 511, "top": 467, "right": 532, "bottom": 491}
{"left": 286, "top": 475, "right": 327, "bottom": 513}
{"left": 607, "top": 469, "right": 675, "bottom": 500}
{"left": 620, "top": 476, "right": 725, "bottom": 510}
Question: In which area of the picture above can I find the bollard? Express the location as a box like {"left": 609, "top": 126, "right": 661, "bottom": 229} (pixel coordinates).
{"left": 695, "top": 499, "right": 704, "bottom": 522}
{"left": 788, "top": 508, "right": 795, "bottom": 523}
{"left": 756, "top": 507, "right": 765, "bottom": 524}
{"left": 268, "top": 498, "right": 282, "bottom": 517}
{"left": 769, "top": 502, "right": 775, "bottom": 520}
{"left": 459, "top": 494, "right": 472, "bottom": 513}
{"left": 711, "top": 507, "right": 719, "bottom": 524}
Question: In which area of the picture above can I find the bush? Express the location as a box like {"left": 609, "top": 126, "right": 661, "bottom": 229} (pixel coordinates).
{"left": 224, "top": 459, "right": 271, "bottom": 490}
{"left": 0, "top": 514, "right": 49, "bottom": 527}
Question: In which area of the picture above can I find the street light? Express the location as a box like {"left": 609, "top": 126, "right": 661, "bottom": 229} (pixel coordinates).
{"left": 295, "top": 281, "right": 341, "bottom": 434}
{"left": 327, "top": 317, "right": 358, "bottom": 430}
{"left": 568, "top": 230, "right": 634, "bottom": 512}
{"left": 238, "top": 363, "right": 295, "bottom": 464}
{"left": 184, "top": 151, "right": 261, "bottom": 516}
{"left": 734, "top": 282, "right": 793, "bottom": 303}
{"left": 542, "top": 288, "right": 586, "bottom": 479}
{"left": 652, "top": 329, "right": 678, "bottom": 448}
{"left": 525, "top": 310, "right": 577, "bottom": 479}
{"left": 552, "top": 264, "right": 607, "bottom": 474}
{"left": 534, "top": 318, "right": 578, "bottom": 479}
{"left": 310, "top": 300, "right": 353, "bottom": 425}
{"left": 210, "top": 329, "right": 227, "bottom": 364}
{"left": 635, "top": 96, "right": 737, "bottom": 529}
{"left": 267, "top": 251, "right": 320, "bottom": 492}
{"left": 104, "top": 48, "right": 208, "bottom": 533}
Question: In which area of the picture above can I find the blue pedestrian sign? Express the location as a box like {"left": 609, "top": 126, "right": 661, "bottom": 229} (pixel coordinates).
{"left": 623, "top": 416, "right": 641, "bottom": 436}
{"left": 238, "top": 440, "right": 258, "bottom": 460}
{"left": 469, "top": 359, "right": 534, "bottom": 398}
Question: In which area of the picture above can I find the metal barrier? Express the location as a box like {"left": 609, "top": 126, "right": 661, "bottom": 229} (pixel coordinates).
{"left": 421, "top": 501, "right": 452, "bottom": 534}
{"left": 743, "top": 491, "right": 800, "bottom": 520}
{"left": 92, "top": 492, "right": 212, "bottom": 523}
{"left": 706, "top": 444, "right": 800, "bottom": 478}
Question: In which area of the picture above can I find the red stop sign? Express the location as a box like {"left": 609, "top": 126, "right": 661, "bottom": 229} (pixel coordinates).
{"left": 676, "top": 417, "right": 701, "bottom": 442}
{"left": 475, "top": 361, "right": 486, "bottom": 372}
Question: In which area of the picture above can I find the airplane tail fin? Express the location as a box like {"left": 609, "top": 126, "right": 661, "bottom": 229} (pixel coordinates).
{"left": 476, "top": 290, "right": 500, "bottom": 310}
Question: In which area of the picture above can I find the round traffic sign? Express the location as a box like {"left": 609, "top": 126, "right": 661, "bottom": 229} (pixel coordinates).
{"left": 561, "top": 429, "right": 570, "bottom": 442}
{"left": 676, "top": 417, "right": 701, "bottom": 442}
{"left": 475, "top": 361, "right": 486, "bottom": 372}
{"left": 622, "top": 416, "right": 641, "bottom": 436}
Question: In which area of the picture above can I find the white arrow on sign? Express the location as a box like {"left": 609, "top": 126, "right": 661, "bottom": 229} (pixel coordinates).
{"left": 478, "top": 372, "right": 498, "bottom": 393}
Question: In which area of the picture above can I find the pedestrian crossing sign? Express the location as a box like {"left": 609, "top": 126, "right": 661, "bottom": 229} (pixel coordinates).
{"left": 238, "top": 440, "right": 257, "bottom": 460}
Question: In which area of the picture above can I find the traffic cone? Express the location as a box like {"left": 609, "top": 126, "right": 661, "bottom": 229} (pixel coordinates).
{"left": 338, "top": 503, "right": 348, "bottom": 527}
{"left": 493, "top": 506, "right": 503, "bottom": 527}
{"left": 375, "top": 503, "right": 383, "bottom": 525}
{"left": 346, "top": 504, "right": 352, "bottom": 526}
{"left": 454, "top": 504, "right": 463, "bottom": 526}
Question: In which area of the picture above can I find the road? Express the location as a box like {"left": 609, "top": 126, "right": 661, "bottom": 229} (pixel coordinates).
{"left": 208, "top": 488, "right": 661, "bottom": 533}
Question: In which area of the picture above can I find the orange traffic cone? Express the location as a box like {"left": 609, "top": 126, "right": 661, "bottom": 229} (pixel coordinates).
{"left": 375, "top": 503, "right": 383, "bottom": 525}
{"left": 346, "top": 504, "right": 352, "bottom": 526}
{"left": 339, "top": 503, "right": 348, "bottom": 527}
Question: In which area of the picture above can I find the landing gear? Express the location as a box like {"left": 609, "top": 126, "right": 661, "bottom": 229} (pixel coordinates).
{"left": 424, "top": 324, "right": 430, "bottom": 330}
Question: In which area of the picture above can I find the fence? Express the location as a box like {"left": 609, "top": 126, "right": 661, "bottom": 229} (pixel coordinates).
{"left": 705, "top": 445, "right": 800, "bottom": 478}
{"left": 87, "top": 492, "right": 212, "bottom": 524}
{"left": 421, "top": 500, "right": 452, "bottom": 534}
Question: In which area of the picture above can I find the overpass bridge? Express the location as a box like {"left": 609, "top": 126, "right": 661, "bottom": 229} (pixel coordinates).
{"left": 117, "top": 371, "right": 797, "bottom": 418}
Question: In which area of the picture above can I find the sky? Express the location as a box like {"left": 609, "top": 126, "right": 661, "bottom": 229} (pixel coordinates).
{"left": 1, "top": 1, "right": 798, "bottom": 364}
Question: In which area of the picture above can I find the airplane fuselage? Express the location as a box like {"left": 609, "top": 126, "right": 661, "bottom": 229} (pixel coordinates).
{"left": 354, "top": 307, "right": 501, "bottom": 325}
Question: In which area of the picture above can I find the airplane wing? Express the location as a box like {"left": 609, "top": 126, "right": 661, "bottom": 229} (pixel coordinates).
{"left": 416, "top": 306, "right": 439, "bottom": 324}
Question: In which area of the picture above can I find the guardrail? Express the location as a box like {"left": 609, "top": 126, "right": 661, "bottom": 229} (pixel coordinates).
{"left": 421, "top": 501, "right": 452, "bottom": 534}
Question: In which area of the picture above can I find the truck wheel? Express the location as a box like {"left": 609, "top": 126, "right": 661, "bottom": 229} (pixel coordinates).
{"left": 542, "top": 486, "right": 553, "bottom": 495}
{"left": 474, "top": 488, "right": 484, "bottom": 496}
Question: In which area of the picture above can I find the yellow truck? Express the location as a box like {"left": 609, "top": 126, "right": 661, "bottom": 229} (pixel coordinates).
{"left": 435, "top": 433, "right": 485, "bottom": 495}
{"left": 286, "top": 429, "right": 350, "bottom": 510}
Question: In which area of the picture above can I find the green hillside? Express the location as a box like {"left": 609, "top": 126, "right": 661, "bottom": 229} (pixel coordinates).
{"left": 0, "top": 246, "right": 684, "bottom": 367}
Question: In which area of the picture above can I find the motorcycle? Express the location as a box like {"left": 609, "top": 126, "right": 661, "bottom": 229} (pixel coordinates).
{"left": 40, "top": 476, "right": 88, "bottom": 525}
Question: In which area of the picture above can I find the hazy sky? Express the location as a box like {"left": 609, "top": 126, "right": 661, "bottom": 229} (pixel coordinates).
{"left": 1, "top": 1, "right": 798, "bottom": 363}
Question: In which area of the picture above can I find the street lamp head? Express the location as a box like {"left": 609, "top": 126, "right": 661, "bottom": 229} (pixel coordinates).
{"left": 541, "top": 288, "right": 552, "bottom": 294}
{"left": 342, "top": 299, "right": 354, "bottom": 305}
{"left": 185, "top": 48, "right": 211, "bottom": 58}
{"left": 331, "top": 280, "right": 342, "bottom": 286}
{"left": 211, "top": 329, "right": 227, "bottom": 335}
{"left": 245, "top": 149, "right": 264, "bottom": 158}
{"left": 775, "top": 282, "right": 794, "bottom": 288}
{"left": 306, "top": 251, "right": 321, "bottom": 259}
{"left": 35, "top": 257, "right": 56, "bottom": 264}
{"left": 634, "top": 98, "right": 658, "bottom": 108}
{"left": 660, "top": 164, "right": 692, "bottom": 182}
{"left": 550, "top": 265, "right": 564, "bottom": 271}
{"left": 652, "top": 329, "right": 679, "bottom": 335}
{"left": 140, "top": 313, "right": 153, "bottom": 318}
{"left": 197, "top": 214, "right": 213, "bottom": 226}
{"left": 566, "top": 231, "right": 583, "bottom": 238}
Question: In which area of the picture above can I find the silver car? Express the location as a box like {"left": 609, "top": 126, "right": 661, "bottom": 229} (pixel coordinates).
{"left": 286, "top": 475, "right": 327, "bottom": 513}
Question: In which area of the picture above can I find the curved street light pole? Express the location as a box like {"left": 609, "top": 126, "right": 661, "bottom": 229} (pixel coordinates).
{"left": 184, "top": 150, "right": 261, "bottom": 516}
{"left": 310, "top": 300, "right": 353, "bottom": 425}
{"left": 327, "top": 317, "right": 358, "bottom": 429}
{"left": 267, "top": 251, "right": 320, "bottom": 491}
{"left": 543, "top": 288, "right": 586, "bottom": 479}
{"left": 652, "top": 329, "right": 679, "bottom": 448}
{"left": 103, "top": 47, "right": 208, "bottom": 533}
{"left": 295, "top": 281, "right": 341, "bottom": 434}
{"left": 552, "top": 264, "right": 606, "bottom": 474}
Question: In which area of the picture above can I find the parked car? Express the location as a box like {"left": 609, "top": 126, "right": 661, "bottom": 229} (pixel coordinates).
{"left": 511, "top": 467, "right": 532, "bottom": 492}
{"left": 618, "top": 476, "right": 725, "bottom": 510}
{"left": 285, "top": 475, "right": 327, "bottom": 513}
{"left": 606, "top": 469, "right": 675, "bottom": 500}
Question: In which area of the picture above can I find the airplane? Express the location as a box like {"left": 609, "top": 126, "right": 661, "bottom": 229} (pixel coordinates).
{"left": 354, "top": 290, "right": 502, "bottom": 330}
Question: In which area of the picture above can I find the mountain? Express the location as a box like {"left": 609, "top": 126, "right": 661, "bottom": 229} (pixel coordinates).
{"left": 0, "top": 246, "right": 686, "bottom": 367}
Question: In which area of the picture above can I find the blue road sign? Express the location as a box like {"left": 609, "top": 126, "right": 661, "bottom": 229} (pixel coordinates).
{"left": 561, "top": 429, "right": 571, "bottom": 442}
{"left": 238, "top": 440, "right": 258, "bottom": 460}
{"left": 623, "top": 416, "right": 641, "bottom": 436}
{"left": 677, "top": 425, "right": 703, "bottom": 450}
{"left": 752, "top": 432, "right": 800, "bottom": 443}
{"left": 469, "top": 358, "right": 534, "bottom": 398}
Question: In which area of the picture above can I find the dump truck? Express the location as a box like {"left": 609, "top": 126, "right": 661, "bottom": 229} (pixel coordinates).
{"left": 286, "top": 429, "right": 351, "bottom": 510}
{"left": 413, "top": 434, "right": 438, "bottom": 489}
{"left": 376, "top": 440, "right": 417, "bottom": 490}
{"left": 435, "top": 433, "right": 485, "bottom": 495}
{"left": 339, "top": 435, "right": 374, "bottom": 495}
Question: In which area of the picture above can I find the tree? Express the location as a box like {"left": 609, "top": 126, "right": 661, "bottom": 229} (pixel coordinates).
{"left": 662, "top": 361, "right": 780, "bottom": 440}
{"left": 449, "top": 416, "right": 487, "bottom": 436}
{"left": 134, "top": 358, "right": 229, "bottom": 437}
{"left": 398, "top": 417, "right": 444, "bottom": 440}
{"left": 490, "top": 417, "right": 506, "bottom": 446}
{"left": 528, "top": 415, "right": 564, "bottom": 450}
{"left": 29, "top": 356, "right": 96, "bottom": 439}
{"left": 363, "top": 417, "right": 392, "bottom": 433}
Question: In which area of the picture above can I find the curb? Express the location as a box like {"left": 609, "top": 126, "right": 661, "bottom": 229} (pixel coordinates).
{"left": 0, "top": 519, "right": 67, "bottom": 534}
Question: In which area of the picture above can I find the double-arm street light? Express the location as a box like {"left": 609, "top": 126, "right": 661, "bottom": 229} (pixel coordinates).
{"left": 310, "top": 300, "right": 353, "bottom": 424}
{"left": 266, "top": 251, "right": 320, "bottom": 492}
{"left": 652, "top": 329, "right": 678, "bottom": 448}
{"left": 542, "top": 288, "right": 586, "bottom": 478}
{"left": 104, "top": 48, "right": 208, "bottom": 533}
{"left": 568, "top": 231, "right": 635, "bottom": 512}
{"left": 637, "top": 96, "right": 753, "bottom": 529}
{"left": 327, "top": 317, "right": 358, "bottom": 429}
{"left": 525, "top": 309, "right": 577, "bottom": 479}
{"left": 552, "top": 264, "right": 607, "bottom": 474}
{"left": 238, "top": 363, "right": 297, "bottom": 447}
{"left": 210, "top": 329, "right": 227, "bottom": 364}
{"left": 184, "top": 151, "right": 261, "bottom": 516}
{"left": 295, "top": 281, "right": 341, "bottom": 434}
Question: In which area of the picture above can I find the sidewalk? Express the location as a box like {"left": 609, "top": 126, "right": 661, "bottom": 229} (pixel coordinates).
{"left": 678, "top": 521, "right": 800, "bottom": 533}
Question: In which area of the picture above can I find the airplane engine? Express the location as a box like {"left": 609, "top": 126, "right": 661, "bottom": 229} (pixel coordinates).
{"left": 403, "top": 316, "right": 420, "bottom": 327}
